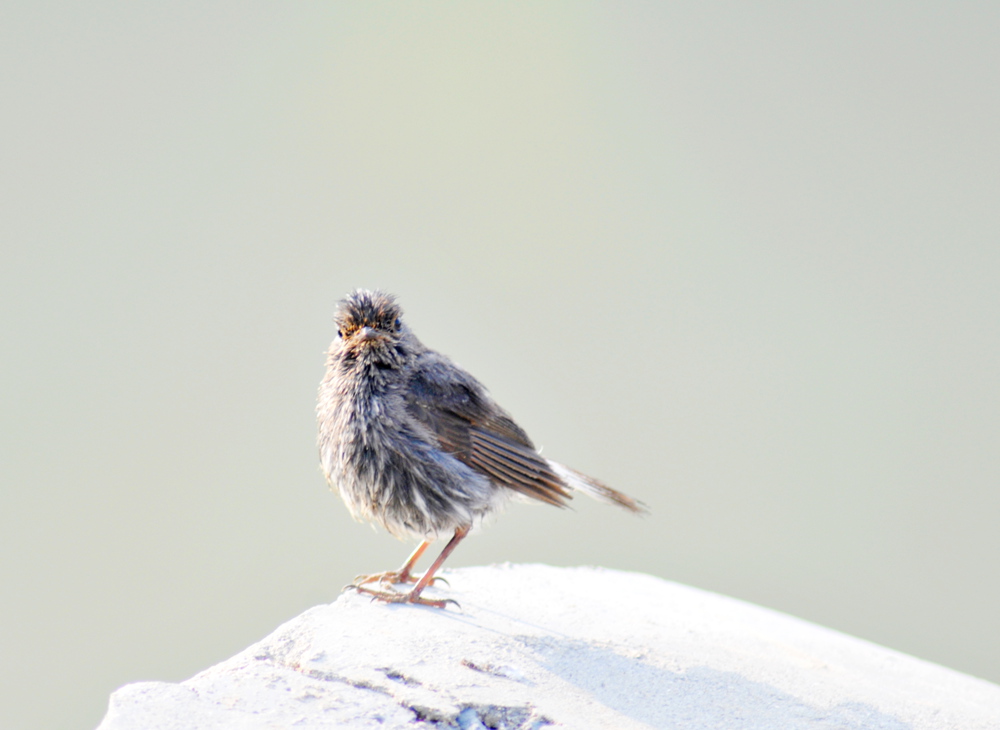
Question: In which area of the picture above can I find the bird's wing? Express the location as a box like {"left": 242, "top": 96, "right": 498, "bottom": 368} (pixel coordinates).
{"left": 404, "top": 353, "right": 572, "bottom": 507}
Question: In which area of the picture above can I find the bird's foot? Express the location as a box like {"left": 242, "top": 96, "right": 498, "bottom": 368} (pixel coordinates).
{"left": 349, "top": 583, "right": 459, "bottom": 610}
{"left": 350, "top": 570, "right": 449, "bottom": 588}
{"left": 351, "top": 569, "right": 416, "bottom": 587}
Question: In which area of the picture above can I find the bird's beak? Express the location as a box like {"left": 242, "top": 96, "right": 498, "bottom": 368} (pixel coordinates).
{"left": 355, "top": 326, "right": 384, "bottom": 343}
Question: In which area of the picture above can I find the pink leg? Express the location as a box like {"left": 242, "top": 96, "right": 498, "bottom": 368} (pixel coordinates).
{"left": 352, "top": 526, "right": 470, "bottom": 608}
{"left": 352, "top": 539, "right": 431, "bottom": 587}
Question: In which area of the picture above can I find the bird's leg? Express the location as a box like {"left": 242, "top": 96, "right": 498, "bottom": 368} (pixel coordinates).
{"left": 352, "top": 540, "right": 431, "bottom": 587}
{"left": 352, "top": 526, "right": 469, "bottom": 608}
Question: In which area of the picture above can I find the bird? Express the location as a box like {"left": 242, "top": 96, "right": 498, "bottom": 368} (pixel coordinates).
{"left": 317, "top": 289, "right": 647, "bottom": 607}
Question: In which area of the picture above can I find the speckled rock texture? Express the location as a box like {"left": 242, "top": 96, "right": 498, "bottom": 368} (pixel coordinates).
{"left": 97, "top": 564, "right": 1000, "bottom": 729}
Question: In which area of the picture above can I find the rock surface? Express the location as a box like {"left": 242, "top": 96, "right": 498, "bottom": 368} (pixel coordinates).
{"left": 97, "top": 564, "right": 1000, "bottom": 729}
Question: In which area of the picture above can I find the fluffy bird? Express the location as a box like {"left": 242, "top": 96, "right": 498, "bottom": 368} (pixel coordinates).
{"left": 317, "top": 289, "right": 646, "bottom": 607}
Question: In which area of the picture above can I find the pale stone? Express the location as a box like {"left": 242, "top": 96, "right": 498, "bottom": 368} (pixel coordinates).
{"left": 97, "top": 564, "right": 1000, "bottom": 729}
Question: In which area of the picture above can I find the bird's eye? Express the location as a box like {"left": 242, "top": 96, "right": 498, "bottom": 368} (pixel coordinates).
{"left": 336, "top": 329, "right": 343, "bottom": 338}
{"left": 394, "top": 318, "right": 401, "bottom": 330}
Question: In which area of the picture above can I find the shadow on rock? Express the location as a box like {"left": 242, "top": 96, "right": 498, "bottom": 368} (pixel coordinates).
{"left": 523, "top": 637, "right": 911, "bottom": 730}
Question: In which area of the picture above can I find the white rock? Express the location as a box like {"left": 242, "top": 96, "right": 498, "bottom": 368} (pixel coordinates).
{"left": 97, "top": 564, "right": 1000, "bottom": 729}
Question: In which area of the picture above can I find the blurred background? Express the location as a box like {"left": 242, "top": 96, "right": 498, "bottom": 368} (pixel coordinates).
{"left": 2, "top": 3, "right": 998, "bottom": 728}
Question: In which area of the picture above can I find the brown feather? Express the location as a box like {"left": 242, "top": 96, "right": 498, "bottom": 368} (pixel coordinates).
{"left": 404, "top": 354, "right": 574, "bottom": 507}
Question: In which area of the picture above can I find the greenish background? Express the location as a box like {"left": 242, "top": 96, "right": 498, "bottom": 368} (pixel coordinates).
{"left": 2, "top": 4, "right": 998, "bottom": 729}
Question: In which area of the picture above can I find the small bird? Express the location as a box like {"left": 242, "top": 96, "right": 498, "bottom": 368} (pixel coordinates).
{"left": 317, "top": 289, "right": 646, "bottom": 607}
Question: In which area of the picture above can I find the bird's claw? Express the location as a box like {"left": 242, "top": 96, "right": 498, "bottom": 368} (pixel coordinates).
{"left": 349, "top": 584, "right": 458, "bottom": 609}
{"left": 352, "top": 570, "right": 415, "bottom": 587}
{"left": 352, "top": 570, "right": 446, "bottom": 588}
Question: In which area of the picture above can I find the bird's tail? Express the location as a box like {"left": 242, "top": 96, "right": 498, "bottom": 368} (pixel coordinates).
{"left": 547, "top": 460, "right": 649, "bottom": 514}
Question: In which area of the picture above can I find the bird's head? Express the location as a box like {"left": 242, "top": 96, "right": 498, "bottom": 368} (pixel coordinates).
{"left": 330, "top": 289, "right": 411, "bottom": 371}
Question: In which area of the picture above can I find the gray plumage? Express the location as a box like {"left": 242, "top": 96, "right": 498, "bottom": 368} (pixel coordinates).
{"left": 317, "top": 289, "right": 645, "bottom": 605}
{"left": 319, "top": 287, "right": 644, "bottom": 534}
